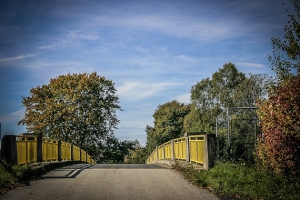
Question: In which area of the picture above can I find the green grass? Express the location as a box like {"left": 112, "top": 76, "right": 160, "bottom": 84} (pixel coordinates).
{"left": 0, "top": 160, "right": 31, "bottom": 195}
{"left": 175, "top": 161, "right": 300, "bottom": 200}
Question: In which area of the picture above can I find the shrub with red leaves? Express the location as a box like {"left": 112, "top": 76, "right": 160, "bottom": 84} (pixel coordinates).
{"left": 257, "top": 74, "right": 300, "bottom": 176}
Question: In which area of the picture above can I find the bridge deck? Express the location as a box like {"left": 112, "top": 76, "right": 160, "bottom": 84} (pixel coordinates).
{"left": 2, "top": 164, "right": 220, "bottom": 200}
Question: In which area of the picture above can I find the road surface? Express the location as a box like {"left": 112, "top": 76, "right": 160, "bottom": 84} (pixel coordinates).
{"left": 1, "top": 164, "right": 224, "bottom": 200}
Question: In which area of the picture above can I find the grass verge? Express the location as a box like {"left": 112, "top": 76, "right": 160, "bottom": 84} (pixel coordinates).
{"left": 175, "top": 161, "right": 300, "bottom": 200}
{"left": 0, "top": 160, "right": 31, "bottom": 195}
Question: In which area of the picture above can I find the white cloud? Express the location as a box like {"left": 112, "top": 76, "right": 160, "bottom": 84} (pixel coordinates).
{"left": 67, "top": 31, "right": 100, "bottom": 41}
{"left": 92, "top": 12, "right": 241, "bottom": 42}
{"left": 175, "top": 93, "right": 190, "bottom": 104}
{"left": 37, "top": 41, "right": 67, "bottom": 50}
{"left": 0, "top": 109, "right": 24, "bottom": 123}
{"left": 24, "top": 60, "right": 94, "bottom": 75}
{"left": 0, "top": 54, "right": 39, "bottom": 64}
{"left": 117, "top": 81, "right": 181, "bottom": 102}
{"left": 37, "top": 30, "right": 99, "bottom": 51}
{"left": 236, "top": 62, "right": 266, "bottom": 68}
{"left": 175, "top": 55, "right": 200, "bottom": 63}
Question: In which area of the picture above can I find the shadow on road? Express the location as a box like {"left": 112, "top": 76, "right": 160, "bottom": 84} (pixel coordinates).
{"left": 40, "top": 164, "right": 169, "bottom": 179}
{"left": 40, "top": 164, "right": 93, "bottom": 179}
{"left": 90, "top": 164, "right": 169, "bottom": 169}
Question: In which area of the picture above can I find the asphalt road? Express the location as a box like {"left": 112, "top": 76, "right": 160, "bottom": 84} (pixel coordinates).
{"left": 1, "top": 164, "right": 224, "bottom": 200}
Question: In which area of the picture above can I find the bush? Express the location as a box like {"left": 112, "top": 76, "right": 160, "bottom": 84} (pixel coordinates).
{"left": 175, "top": 161, "right": 300, "bottom": 200}
{"left": 0, "top": 160, "right": 31, "bottom": 195}
{"left": 256, "top": 74, "right": 300, "bottom": 176}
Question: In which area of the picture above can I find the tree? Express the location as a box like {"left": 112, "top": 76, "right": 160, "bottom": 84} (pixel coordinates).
{"left": 125, "top": 140, "right": 148, "bottom": 164}
{"left": 185, "top": 63, "right": 246, "bottom": 133}
{"left": 233, "top": 74, "right": 270, "bottom": 107}
{"left": 269, "top": 0, "right": 300, "bottom": 80}
{"left": 256, "top": 74, "right": 300, "bottom": 176}
{"left": 185, "top": 63, "right": 269, "bottom": 162}
{"left": 96, "top": 135, "right": 135, "bottom": 164}
{"left": 18, "top": 72, "right": 121, "bottom": 150}
{"left": 145, "top": 125, "right": 157, "bottom": 153}
{"left": 256, "top": 0, "right": 300, "bottom": 175}
{"left": 145, "top": 100, "right": 190, "bottom": 153}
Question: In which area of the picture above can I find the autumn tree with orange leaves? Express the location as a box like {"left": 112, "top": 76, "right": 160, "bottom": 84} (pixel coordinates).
{"left": 257, "top": 0, "right": 300, "bottom": 176}
{"left": 18, "top": 72, "right": 121, "bottom": 151}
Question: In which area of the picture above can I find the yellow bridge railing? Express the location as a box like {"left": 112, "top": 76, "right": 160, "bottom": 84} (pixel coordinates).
{"left": 146, "top": 134, "right": 217, "bottom": 170}
{"left": 1, "top": 135, "right": 96, "bottom": 165}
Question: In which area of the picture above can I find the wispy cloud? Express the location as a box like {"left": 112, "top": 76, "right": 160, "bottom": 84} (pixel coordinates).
{"left": 0, "top": 54, "right": 39, "bottom": 64}
{"left": 0, "top": 109, "right": 24, "bottom": 123}
{"left": 175, "top": 55, "right": 200, "bottom": 63}
{"left": 67, "top": 31, "right": 100, "bottom": 41}
{"left": 92, "top": 12, "right": 241, "bottom": 42}
{"left": 37, "top": 30, "right": 99, "bottom": 50}
{"left": 175, "top": 93, "right": 190, "bottom": 103}
{"left": 236, "top": 62, "right": 266, "bottom": 68}
{"left": 117, "top": 81, "right": 181, "bottom": 102}
{"left": 37, "top": 41, "right": 68, "bottom": 50}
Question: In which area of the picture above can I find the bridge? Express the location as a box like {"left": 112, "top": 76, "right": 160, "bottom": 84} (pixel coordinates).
{"left": 0, "top": 133, "right": 220, "bottom": 199}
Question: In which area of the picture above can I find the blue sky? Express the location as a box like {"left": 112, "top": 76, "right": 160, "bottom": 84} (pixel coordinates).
{"left": 0, "top": 0, "right": 290, "bottom": 146}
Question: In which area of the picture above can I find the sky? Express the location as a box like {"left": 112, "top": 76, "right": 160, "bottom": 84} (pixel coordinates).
{"left": 0, "top": 0, "right": 291, "bottom": 146}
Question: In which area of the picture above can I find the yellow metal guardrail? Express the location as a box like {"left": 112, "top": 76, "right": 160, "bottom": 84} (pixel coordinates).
{"left": 189, "top": 136, "right": 204, "bottom": 164}
{"left": 16, "top": 135, "right": 96, "bottom": 165}
{"left": 16, "top": 136, "right": 37, "bottom": 165}
{"left": 174, "top": 137, "right": 187, "bottom": 160}
{"left": 42, "top": 138, "right": 58, "bottom": 162}
{"left": 61, "top": 141, "right": 72, "bottom": 160}
{"left": 146, "top": 135, "right": 208, "bottom": 168}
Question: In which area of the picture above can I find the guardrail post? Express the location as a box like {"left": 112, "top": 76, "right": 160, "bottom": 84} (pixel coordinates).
{"left": 171, "top": 139, "right": 175, "bottom": 161}
{"left": 80, "top": 148, "right": 82, "bottom": 161}
{"left": 58, "top": 140, "right": 62, "bottom": 161}
{"left": 203, "top": 134, "right": 217, "bottom": 170}
{"left": 37, "top": 134, "right": 43, "bottom": 163}
{"left": 186, "top": 136, "right": 190, "bottom": 162}
{"left": 71, "top": 144, "right": 74, "bottom": 161}
{"left": 86, "top": 151, "right": 88, "bottom": 163}
{"left": 156, "top": 146, "right": 159, "bottom": 162}
{"left": 0, "top": 135, "right": 18, "bottom": 165}
{"left": 163, "top": 144, "right": 165, "bottom": 160}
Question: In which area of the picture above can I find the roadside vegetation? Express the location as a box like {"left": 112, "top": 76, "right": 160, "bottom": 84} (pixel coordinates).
{"left": 0, "top": 160, "right": 31, "bottom": 195}
{"left": 175, "top": 161, "right": 300, "bottom": 200}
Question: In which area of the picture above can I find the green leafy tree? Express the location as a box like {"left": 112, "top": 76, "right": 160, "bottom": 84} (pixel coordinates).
{"left": 269, "top": 0, "right": 300, "bottom": 80}
{"left": 185, "top": 63, "right": 246, "bottom": 133}
{"left": 18, "top": 72, "right": 121, "bottom": 149}
{"left": 97, "top": 135, "right": 135, "bottom": 164}
{"left": 145, "top": 125, "right": 157, "bottom": 154}
{"left": 146, "top": 100, "right": 190, "bottom": 153}
{"left": 212, "top": 62, "right": 246, "bottom": 109}
{"left": 186, "top": 63, "right": 269, "bottom": 162}
{"left": 125, "top": 140, "right": 148, "bottom": 164}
